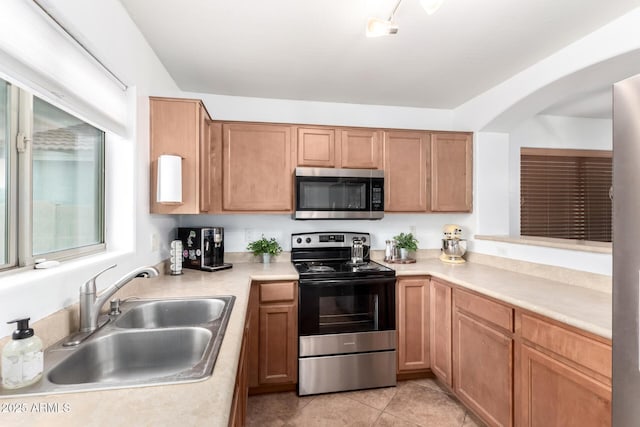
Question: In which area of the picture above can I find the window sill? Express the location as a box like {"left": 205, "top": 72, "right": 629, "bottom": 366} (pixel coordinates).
{"left": 474, "top": 235, "right": 612, "bottom": 254}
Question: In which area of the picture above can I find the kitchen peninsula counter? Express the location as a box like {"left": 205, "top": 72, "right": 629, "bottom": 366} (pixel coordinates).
{"left": 0, "top": 259, "right": 611, "bottom": 426}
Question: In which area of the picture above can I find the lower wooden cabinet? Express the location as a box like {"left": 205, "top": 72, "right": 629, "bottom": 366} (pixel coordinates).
{"left": 516, "top": 311, "right": 611, "bottom": 427}
{"left": 453, "top": 289, "right": 514, "bottom": 427}
{"left": 248, "top": 281, "right": 298, "bottom": 392}
{"left": 396, "top": 277, "right": 430, "bottom": 373}
{"left": 429, "top": 279, "right": 452, "bottom": 387}
{"left": 229, "top": 302, "right": 251, "bottom": 427}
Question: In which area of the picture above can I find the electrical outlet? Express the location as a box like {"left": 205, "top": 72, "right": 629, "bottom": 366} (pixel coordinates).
{"left": 244, "top": 228, "right": 255, "bottom": 243}
{"left": 409, "top": 225, "right": 416, "bottom": 235}
{"left": 151, "top": 233, "right": 160, "bottom": 252}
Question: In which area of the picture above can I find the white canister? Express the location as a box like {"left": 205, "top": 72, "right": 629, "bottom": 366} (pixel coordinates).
{"left": 170, "top": 240, "right": 183, "bottom": 275}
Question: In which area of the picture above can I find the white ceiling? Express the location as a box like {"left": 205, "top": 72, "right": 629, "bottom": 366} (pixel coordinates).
{"left": 120, "top": 0, "right": 639, "bottom": 111}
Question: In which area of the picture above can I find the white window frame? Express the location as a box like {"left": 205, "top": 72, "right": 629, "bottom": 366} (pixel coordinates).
{"left": 1, "top": 80, "right": 105, "bottom": 271}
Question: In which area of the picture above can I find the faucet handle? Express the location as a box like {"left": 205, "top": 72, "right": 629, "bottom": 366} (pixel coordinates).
{"left": 81, "top": 264, "right": 117, "bottom": 295}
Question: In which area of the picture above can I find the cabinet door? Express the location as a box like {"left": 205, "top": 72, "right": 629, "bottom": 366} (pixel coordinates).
{"left": 518, "top": 343, "right": 611, "bottom": 427}
{"left": 150, "top": 97, "right": 209, "bottom": 214}
{"left": 430, "top": 132, "right": 472, "bottom": 212}
{"left": 397, "top": 277, "right": 430, "bottom": 372}
{"left": 339, "top": 128, "right": 383, "bottom": 169}
{"left": 297, "top": 127, "right": 337, "bottom": 167}
{"left": 454, "top": 310, "right": 513, "bottom": 427}
{"left": 384, "top": 131, "right": 430, "bottom": 212}
{"left": 199, "top": 115, "right": 211, "bottom": 213}
{"left": 259, "top": 304, "right": 298, "bottom": 384}
{"left": 222, "top": 123, "right": 293, "bottom": 211}
{"left": 430, "top": 279, "right": 452, "bottom": 386}
{"left": 229, "top": 305, "right": 251, "bottom": 427}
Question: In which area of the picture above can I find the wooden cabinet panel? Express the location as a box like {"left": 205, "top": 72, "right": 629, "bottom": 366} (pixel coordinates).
{"left": 259, "top": 304, "right": 298, "bottom": 384}
{"left": 397, "top": 277, "right": 430, "bottom": 372}
{"left": 149, "top": 97, "right": 210, "bottom": 214}
{"left": 455, "top": 289, "right": 513, "bottom": 332}
{"left": 518, "top": 312, "right": 611, "bottom": 382}
{"left": 339, "top": 128, "right": 383, "bottom": 169}
{"left": 454, "top": 304, "right": 513, "bottom": 427}
{"left": 249, "top": 281, "right": 298, "bottom": 390}
{"left": 384, "top": 131, "right": 430, "bottom": 212}
{"left": 430, "top": 279, "right": 452, "bottom": 386}
{"left": 229, "top": 300, "right": 251, "bottom": 427}
{"left": 430, "top": 132, "right": 473, "bottom": 212}
{"left": 260, "top": 281, "right": 296, "bottom": 303}
{"left": 518, "top": 343, "right": 611, "bottom": 427}
{"left": 222, "top": 123, "right": 293, "bottom": 211}
{"left": 297, "top": 127, "right": 338, "bottom": 167}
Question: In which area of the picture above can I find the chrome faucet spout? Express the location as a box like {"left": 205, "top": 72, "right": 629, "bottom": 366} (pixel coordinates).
{"left": 78, "top": 265, "right": 159, "bottom": 333}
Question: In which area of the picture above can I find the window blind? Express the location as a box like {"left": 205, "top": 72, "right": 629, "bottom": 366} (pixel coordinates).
{"left": 520, "top": 148, "right": 612, "bottom": 243}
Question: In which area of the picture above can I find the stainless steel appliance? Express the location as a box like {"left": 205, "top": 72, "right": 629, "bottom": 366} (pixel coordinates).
{"left": 292, "top": 232, "right": 396, "bottom": 396}
{"left": 613, "top": 73, "right": 639, "bottom": 425}
{"left": 294, "top": 167, "right": 385, "bottom": 220}
{"left": 440, "top": 224, "right": 467, "bottom": 264}
{"left": 177, "top": 227, "right": 232, "bottom": 272}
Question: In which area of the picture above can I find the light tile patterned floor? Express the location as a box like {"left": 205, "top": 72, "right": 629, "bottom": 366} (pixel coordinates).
{"left": 247, "top": 379, "right": 486, "bottom": 427}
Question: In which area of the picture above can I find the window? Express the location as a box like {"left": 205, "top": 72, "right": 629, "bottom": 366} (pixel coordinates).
{"left": 520, "top": 148, "right": 612, "bottom": 243}
{"left": 1, "top": 81, "right": 7, "bottom": 265}
{"left": 0, "top": 77, "right": 105, "bottom": 270}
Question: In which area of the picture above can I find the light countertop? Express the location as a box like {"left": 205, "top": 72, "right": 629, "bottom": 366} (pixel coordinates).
{"left": 0, "top": 259, "right": 611, "bottom": 426}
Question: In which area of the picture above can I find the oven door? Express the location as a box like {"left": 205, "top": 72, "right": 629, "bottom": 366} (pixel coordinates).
{"left": 298, "top": 277, "right": 395, "bottom": 336}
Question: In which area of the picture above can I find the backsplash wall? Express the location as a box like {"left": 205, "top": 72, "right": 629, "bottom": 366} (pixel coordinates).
{"left": 178, "top": 213, "right": 475, "bottom": 253}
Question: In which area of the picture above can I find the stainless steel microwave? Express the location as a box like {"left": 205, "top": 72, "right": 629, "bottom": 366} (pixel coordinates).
{"left": 294, "top": 167, "right": 384, "bottom": 220}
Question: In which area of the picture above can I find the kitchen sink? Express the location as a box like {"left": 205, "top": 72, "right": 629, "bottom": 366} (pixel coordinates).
{"left": 48, "top": 328, "right": 212, "bottom": 385}
{"left": 0, "top": 295, "right": 235, "bottom": 397}
{"left": 115, "top": 298, "right": 226, "bottom": 328}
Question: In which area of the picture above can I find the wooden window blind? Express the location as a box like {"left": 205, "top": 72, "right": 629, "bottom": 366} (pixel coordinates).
{"left": 520, "top": 148, "right": 612, "bottom": 243}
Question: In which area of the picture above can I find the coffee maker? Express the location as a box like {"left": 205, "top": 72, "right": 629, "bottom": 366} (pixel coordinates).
{"left": 177, "top": 227, "right": 232, "bottom": 272}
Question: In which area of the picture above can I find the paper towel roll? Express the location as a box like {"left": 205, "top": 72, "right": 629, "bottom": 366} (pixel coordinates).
{"left": 157, "top": 154, "right": 182, "bottom": 204}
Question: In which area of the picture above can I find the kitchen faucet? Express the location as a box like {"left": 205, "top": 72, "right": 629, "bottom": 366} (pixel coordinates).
{"left": 64, "top": 264, "right": 159, "bottom": 346}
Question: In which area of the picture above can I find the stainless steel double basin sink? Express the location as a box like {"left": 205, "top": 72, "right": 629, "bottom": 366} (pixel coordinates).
{"left": 1, "top": 296, "right": 235, "bottom": 396}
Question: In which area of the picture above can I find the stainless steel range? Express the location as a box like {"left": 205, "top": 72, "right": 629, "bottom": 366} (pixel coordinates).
{"left": 292, "top": 232, "right": 396, "bottom": 396}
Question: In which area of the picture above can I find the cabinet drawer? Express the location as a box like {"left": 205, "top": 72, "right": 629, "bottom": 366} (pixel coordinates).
{"left": 260, "top": 281, "right": 296, "bottom": 303}
{"left": 518, "top": 312, "right": 611, "bottom": 380}
{"left": 454, "top": 289, "right": 513, "bottom": 332}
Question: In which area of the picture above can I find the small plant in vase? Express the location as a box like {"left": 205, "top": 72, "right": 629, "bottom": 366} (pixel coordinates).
{"left": 247, "top": 235, "right": 283, "bottom": 264}
{"left": 393, "top": 232, "right": 419, "bottom": 260}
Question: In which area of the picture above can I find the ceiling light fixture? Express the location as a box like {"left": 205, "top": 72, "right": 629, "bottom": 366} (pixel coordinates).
{"left": 367, "top": 0, "right": 445, "bottom": 37}
{"left": 419, "top": 0, "right": 444, "bottom": 15}
{"left": 366, "top": 0, "right": 402, "bottom": 37}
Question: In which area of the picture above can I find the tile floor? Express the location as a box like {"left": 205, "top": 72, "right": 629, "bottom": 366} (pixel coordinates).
{"left": 247, "top": 378, "right": 486, "bottom": 427}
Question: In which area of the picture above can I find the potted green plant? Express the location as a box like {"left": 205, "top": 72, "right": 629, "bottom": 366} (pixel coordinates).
{"left": 246, "top": 235, "right": 283, "bottom": 264}
{"left": 393, "top": 232, "right": 419, "bottom": 260}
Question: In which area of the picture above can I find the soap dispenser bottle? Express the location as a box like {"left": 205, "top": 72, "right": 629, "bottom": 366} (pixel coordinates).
{"left": 1, "top": 318, "right": 43, "bottom": 389}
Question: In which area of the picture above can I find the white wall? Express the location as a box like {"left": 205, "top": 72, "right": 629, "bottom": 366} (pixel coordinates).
{"left": 0, "top": 0, "right": 180, "bottom": 339}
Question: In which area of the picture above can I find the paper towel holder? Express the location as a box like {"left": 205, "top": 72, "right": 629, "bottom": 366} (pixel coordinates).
{"left": 157, "top": 154, "right": 183, "bottom": 204}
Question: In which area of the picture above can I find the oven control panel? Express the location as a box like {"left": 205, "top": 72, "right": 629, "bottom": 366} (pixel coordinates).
{"left": 292, "top": 232, "right": 370, "bottom": 248}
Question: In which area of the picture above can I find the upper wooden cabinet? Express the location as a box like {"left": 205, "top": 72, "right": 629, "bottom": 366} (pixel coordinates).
{"left": 297, "top": 126, "right": 338, "bottom": 167}
{"left": 149, "top": 97, "right": 211, "bottom": 214}
{"left": 430, "top": 132, "right": 473, "bottom": 212}
{"left": 339, "top": 128, "right": 383, "bottom": 169}
{"left": 221, "top": 122, "right": 294, "bottom": 212}
{"left": 384, "top": 131, "right": 430, "bottom": 212}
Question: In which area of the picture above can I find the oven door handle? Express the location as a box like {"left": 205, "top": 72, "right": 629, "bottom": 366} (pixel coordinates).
{"left": 299, "top": 277, "right": 396, "bottom": 287}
